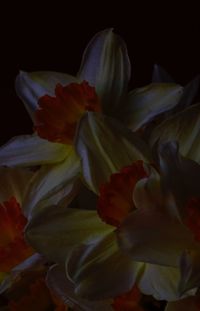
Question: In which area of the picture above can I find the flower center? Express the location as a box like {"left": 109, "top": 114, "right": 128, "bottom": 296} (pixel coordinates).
{"left": 0, "top": 197, "right": 33, "bottom": 272}
{"left": 97, "top": 161, "right": 147, "bottom": 227}
{"left": 35, "top": 81, "right": 101, "bottom": 144}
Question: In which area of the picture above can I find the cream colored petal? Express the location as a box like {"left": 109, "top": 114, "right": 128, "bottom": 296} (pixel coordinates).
{"left": 47, "top": 264, "right": 113, "bottom": 311}
{"left": 78, "top": 28, "right": 131, "bottom": 114}
{"left": 158, "top": 141, "right": 200, "bottom": 209}
{"left": 121, "top": 83, "right": 182, "bottom": 131}
{"left": 0, "top": 134, "right": 69, "bottom": 167}
{"left": 76, "top": 112, "right": 151, "bottom": 193}
{"left": 138, "top": 264, "right": 182, "bottom": 301}
{"left": 23, "top": 147, "right": 80, "bottom": 219}
{"left": 0, "top": 167, "right": 33, "bottom": 205}
{"left": 150, "top": 103, "right": 200, "bottom": 163}
{"left": 117, "top": 207, "right": 197, "bottom": 267}
{"left": 67, "top": 232, "right": 144, "bottom": 300}
{"left": 25, "top": 208, "right": 113, "bottom": 265}
{"left": 179, "top": 250, "right": 200, "bottom": 295}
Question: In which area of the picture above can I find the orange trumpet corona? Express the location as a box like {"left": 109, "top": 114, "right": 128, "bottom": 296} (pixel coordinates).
{"left": 98, "top": 161, "right": 147, "bottom": 227}
{"left": 35, "top": 81, "right": 101, "bottom": 144}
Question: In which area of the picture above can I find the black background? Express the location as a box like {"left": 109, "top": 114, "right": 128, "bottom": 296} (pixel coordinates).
{"left": 1, "top": 4, "right": 200, "bottom": 145}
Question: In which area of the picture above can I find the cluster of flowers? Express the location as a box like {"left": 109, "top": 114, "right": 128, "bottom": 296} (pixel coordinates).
{"left": 0, "top": 29, "right": 200, "bottom": 311}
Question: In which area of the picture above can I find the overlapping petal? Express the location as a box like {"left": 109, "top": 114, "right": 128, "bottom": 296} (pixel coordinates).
{"left": 47, "top": 264, "right": 113, "bottom": 311}
{"left": 0, "top": 134, "right": 69, "bottom": 167}
{"left": 66, "top": 232, "right": 143, "bottom": 300}
{"left": 117, "top": 204, "right": 198, "bottom": 267}
{"left": 120, "top": 83, "right": 183, "bottom": 131}
{"left": 0, "top": 253, "right": 45, "bottom": 294}
{"left": 179, "top": 250, "right": 200, "bottom": 295}
{"left": 0, "top": 167, "right": 33, "bottom": 205}
{"left": 158, "top": 141, "right": 200, "bottom": 208}
{"left": 76, "top": 112, "right": 151, "bottom": 193}
{"left": 78, "top": 28, "right": 131, "bottom": 114}
{"left": 138, "top": 264, "right": 183, "bottom": 301}
{"left": 23, "top": 147, "right": 80, "bottom": 219}
{"left": 172, "top": 75, "right": 200, "bottom": 113}
{"left": 150, "top": 103, "right": 200, "bottom": 163}
{"left": 25, "top": 208, "right": 113, "bottom": 264}
{"left": 15, "top": 71, "right": 78, "bottom": 122}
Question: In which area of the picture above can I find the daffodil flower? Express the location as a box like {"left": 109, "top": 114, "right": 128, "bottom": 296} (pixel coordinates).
{"left": 0, "top": 31, "right": 185, "bottom": 233}
{"left": 69, "top": 114, "right": 200, "bottom": 301}
{"left": 22, "top": 112, "right": 147, "bottom": 301}
{"left": 1, "top": 28, "right": 197, "bottom": 310}
{"left": 22, "top": 108, "right": 200, "bottom": 305}
{"left": 63, "top": 141, "right": 200, "bottom": 303}
{"left": 22, "top": 111, "right": 152, "bottom": 309}
{"left": 0, "top": 29, "right": 183, "bottom": 170}
{"left": 25, "top": 113, "right": 200, "bottom": 303}
{"left": 0, "top": 29, "right": 129, "bottom": 171}
{"left": 0, "top": 30, "right": 130, "bottom": 219}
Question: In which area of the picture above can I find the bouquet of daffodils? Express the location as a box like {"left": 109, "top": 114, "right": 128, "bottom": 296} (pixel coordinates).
{"left": 0, "top": 29, "right": 200, "bottom": 311}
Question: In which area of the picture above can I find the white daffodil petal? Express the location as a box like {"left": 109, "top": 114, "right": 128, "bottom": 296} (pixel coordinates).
{"left": 133, "top": 166, "right": 163, "bottom": 211}
{"left": 75, "top": 112, "right": 151, "bottom": 193}
{"left": 47, "top": 265, "right": 113, "bottom": 311}
{"left": 67, "top": 232, "right": 144, "bottom": 300}
{"left": 121, "top": 83, "right": 183, "bottom": 131}
{"left": 15, "top": 71, "right": 78, "bottom": 121}
{"left": 12, "top": 253, "right": 45, "bottom": 273}
{"left": 117, "top": 207, "right": 197, "bottom": 267}
{"left": 0, "top": 134, "right": 69, "bottom": 167}
{"left": 78, "top": 28, "right": 131, "bottom": 114}
{"left": 25, "top": 208, "right": 113, "bottom": 264}
{"left": 23, "top": 147, "right": 80, "bottom": 219}
{"left": 0, "top": 167, "right": 33, "bottom": 205}
{"left": 15, "top": 71, "right": 46, "bottom": 121}
{"left": 138, "top": 264, "right": 182, "bottom": 301}
{"left": 179, "top": 250, "right": 200, "bottom": 295}
{"left": 27, "top": 71, "right": 78, "bottom": 94}
{"left": 150, "top": 103, "right": 200, "bottom": 163}
{"left": 158, "top": 141, "right": 200, "bottom": 207}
